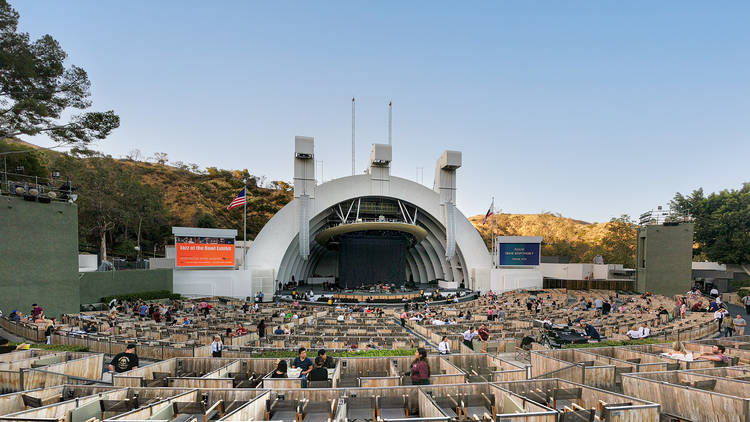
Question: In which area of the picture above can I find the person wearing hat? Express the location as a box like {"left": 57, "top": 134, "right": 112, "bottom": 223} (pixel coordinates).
{"left": 108, "top": 344, "right": 139, "bottom": 373}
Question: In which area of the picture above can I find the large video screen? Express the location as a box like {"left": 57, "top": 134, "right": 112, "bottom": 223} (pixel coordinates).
{"left": 499, "top": 242, "right": 540, "bottom": 266}
{"left": 175, "top": 236, "right": 235, "bottom": 267}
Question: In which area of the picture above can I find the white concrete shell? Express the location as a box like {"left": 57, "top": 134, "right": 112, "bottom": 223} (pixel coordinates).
{"left": 245, "top": 174, "right": 492, "bottom": 291}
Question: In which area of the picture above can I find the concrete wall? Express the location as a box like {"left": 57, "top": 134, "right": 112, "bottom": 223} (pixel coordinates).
{"left": 79, "top": 269, "right": 173, "bottom": 304}
{"left": 490, "top": 268, "right": 543, "bottom": 292}
{"left": 636, "top": 223, "right": 694, "bottom": 296}
{"left": 173, "top": 269, "right": 252, "bottom": 299}
{"left": 0, "top": 195, "right": 80, "bottom": 317}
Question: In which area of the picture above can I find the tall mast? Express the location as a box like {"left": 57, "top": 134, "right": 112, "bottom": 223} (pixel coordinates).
{"left": 351, "top": 97, "right": 356, "bottom": 175}
{"left": 388, "top": 101, "right": 392, "bottom": 146}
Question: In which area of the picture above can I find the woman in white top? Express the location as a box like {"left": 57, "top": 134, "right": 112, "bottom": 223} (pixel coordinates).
{"left": 438, "top": 336, "right": 450, "bottom": 354}
{"left": 210, "top": 335, "right": 223, "bottom": 358}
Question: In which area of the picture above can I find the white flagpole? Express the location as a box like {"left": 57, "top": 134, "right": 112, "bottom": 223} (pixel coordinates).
{"left": 243, "top": 180, "right": 247, "bottom": 270}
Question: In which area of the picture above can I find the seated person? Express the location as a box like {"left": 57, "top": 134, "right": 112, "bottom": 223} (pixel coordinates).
{"left": 235, "top": 323, "right": 247, "bottom": 336}
{"left": 274, "top": 326, "right": 286, "bottom": 335}
{"left": 640, "top": 326, "right": 650, "bottom": 338}
{"left": 698, "top": 345, "right": 729, "bottom": 364}
{"left": 318, "top": 349, "right": 335, "bottom": 368}
{"left": 271, "top": 360, "right": 288, "bottom": 378}
{"left": 579, "top": 320, "right": 601, "bottom": 341}
{"left": 307, "top": 356, "right": 328, "bottom": 382}
{"left": 292, "top": 347, "right": 314, "bottom": 387}
{"left": 626, "top": 326, "right": 642, "bottom": 339}
{"left": 662, "top": 341, "right": 691, "bottom": 359}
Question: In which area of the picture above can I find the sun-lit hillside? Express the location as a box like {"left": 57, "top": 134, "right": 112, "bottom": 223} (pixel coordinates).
{"left": 469, "top": 213, "right": 636, "bottom": 266}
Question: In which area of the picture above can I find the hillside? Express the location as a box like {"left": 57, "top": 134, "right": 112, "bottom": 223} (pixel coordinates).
{"left": 1, "top": 139, "right": 635, "bottom": 265}
{"left": 469, "top": 213, "right": 636, "bottom": 266}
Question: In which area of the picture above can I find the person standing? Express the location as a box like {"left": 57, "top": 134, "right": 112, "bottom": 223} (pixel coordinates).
{"left": 210, "top": 335, "right": 223, "bottom": 357}
{"left": 31, "top": 304, "right": 43, "bottom": 320}
{"left": 407, "top": 348, "right": 430, "bottom": 385}
{"left": 734, "top": 314, "right": 747, "bottom": 336}
{"left": 715, "top": 307, "right": 727, "bottom": 334}
{"left": 743, "top": 293, "right": 750, "bottom": 314}
{"left": 710, "top": 287, "right": 720, "bottom": 298}
{"left": 462, "top": 327, "right": 478, "bottom": 350}
{"left": 108, "top": 344, "right": 139, "bottom": 373}
{"left": 724, "top": 316, "right": 735, "bottom": 337}
{"left": 257, "top": 320, "right": 266, "bottom": 339}
{"left": 478, "top": 324, "right": 491, "bottom": 353}
{"left": 438, "top": 336, "right": 450, "bottom": 354}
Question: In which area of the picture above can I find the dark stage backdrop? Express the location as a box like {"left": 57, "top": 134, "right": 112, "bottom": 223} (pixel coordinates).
{"left": 338, "top": 233, "right": 407, "bottom": 288}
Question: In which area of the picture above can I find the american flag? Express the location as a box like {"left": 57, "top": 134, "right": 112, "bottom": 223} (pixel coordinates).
{"left": 482, "top": 199, "right": 494, "bottom": 225}
{"left": 227, "top": 188, "right": 246, "bottom": 211}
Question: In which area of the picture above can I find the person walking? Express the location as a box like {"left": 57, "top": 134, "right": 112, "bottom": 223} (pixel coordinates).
{"left": 210, "top": 335, "right": 223, "bottom": 357}
{"left": 734, "top": 314, "right": 747, "bottom": 336}
{"left": 743, "top": 293, "right": 750, "bottom": 314}
{"left": 724, "top": 316, "right": 735, "bottom": 337}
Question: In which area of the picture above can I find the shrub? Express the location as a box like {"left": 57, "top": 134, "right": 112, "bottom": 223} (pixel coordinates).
{"left": 9, "top": 342, "right": 89, "bottom": 352}
{"left": 562, "top": 338, "right": 665, "bottom": 349}
{"left": 247, "top": 349, "right": 416, "bottom": 359}
{"left": 100, "top": 290, "right": 181, "bottom": 303}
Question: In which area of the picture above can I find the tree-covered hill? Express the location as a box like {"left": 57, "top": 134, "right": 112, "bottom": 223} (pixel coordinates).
{"left": 470, "top": 212, "right": 637, "bottom": 267}
{"left": 1, "top": 139, "right": 293, "bottom": 259}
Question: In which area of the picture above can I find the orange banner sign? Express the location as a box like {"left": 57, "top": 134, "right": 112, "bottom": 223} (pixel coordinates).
{"left": 175, "top": 242, "right": 235, "bottom": 267}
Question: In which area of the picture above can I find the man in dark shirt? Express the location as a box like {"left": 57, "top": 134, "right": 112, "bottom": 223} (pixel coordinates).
{"left": 108, "top": 344, "right": 139, "bottom": 373}
{"left": 307, "top": 356, "right": 328, "bottom": 382}
{"left": 579, "top": 320, "right": 601, "bottom": 341}
{"left": 292, "top": 347, "right": 313, "bottom": 387}
{"left": 318, "top": 349, "right": 335, "bottom": 369}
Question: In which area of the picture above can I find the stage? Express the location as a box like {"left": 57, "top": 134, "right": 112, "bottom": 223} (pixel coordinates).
{"left": 273, "top": 284, "right": 478, "bottom": 306}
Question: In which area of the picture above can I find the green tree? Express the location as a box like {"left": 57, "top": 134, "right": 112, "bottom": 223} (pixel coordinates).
{"left": 672, "top": 183, "right": 750, "bottom": 264}
{"left": 0, "top": 1, "right": 119, "bottom": 146}
{"left": 596, "top": 215, "right": 637, "bottom": 267}
{"left": 0, "top": 139, "right": 48, "bottom": 177}
{"left": 51, "top": 154, "right": 167, "bottom": 260}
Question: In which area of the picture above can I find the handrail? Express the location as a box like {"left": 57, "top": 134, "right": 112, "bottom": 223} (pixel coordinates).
{"left": 22, "top": 367, "right": 112, "bottom": 385}
{"left": 529, "top": 362, "right": 580, "bottom": 380}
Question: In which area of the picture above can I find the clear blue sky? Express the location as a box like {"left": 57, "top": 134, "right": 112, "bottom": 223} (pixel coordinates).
{"left": 12, "top": 1, "right": 750, "bottom": 223}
